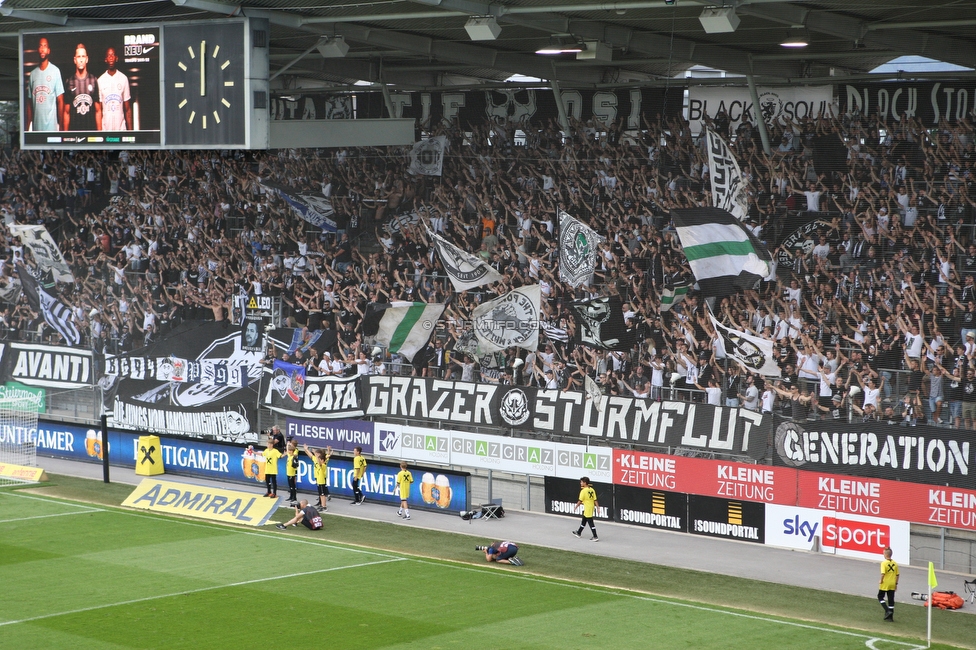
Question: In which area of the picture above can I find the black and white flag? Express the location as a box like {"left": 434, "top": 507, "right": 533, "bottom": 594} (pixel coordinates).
{"left": 263, "top": 182, "right": 338, "bottom": 232}
{"left": 16, "top": 264, "right": 80, "bottom": 345}
{"left": 558, "top": 211, "right": 604, "bottom": 288}
{"left": 428, "top": 228, "right": 503, "bottom": 291}
{"left": 8, "top": 224, "right": 73, "bottom": 284}
{"left": 408, "top": 135, "right": 448, "bottom": 176}
{"left": 570, "top": 295, "right": 636, "bottom": 351}
{"left": 705, "top": 130, "right": 748, "bottom": 221}
{"left": 472, "top": 285, "right": 540, "bottom": 353}
{"left": 709, "top": 313, "right": 780, "bottom": 377}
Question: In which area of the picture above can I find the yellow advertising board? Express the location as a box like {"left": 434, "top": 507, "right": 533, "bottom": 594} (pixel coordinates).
{"left": 0, "top": 462, "right": 47, "bottom": 483}
{"left": 122, "top": 478, "right": 278, "bottom": 526}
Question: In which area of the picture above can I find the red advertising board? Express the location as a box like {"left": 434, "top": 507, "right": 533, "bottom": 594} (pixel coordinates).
{"left": 613, "top": 448, "right": 976, "bottom": 532}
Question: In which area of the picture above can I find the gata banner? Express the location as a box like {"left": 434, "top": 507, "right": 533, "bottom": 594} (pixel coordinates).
{"left": 772, "top": 417, "right": 972, "bottom": 488}
{"left": 839, "top": 81, "right": 976, "bottom": 126}
{"left": 271, "top": 87, "right": 683, "bottom": 128}
{"left": 264, "top": 372, "right": 364, "bottom": 420}
{"left": 544, "top": 476, "right": 613, "bottom": 521}
{"left": 364, "top": 376, "right": 771, "bottom": 458}
{"left": 0, "top": 342, "right": 92, "bottom": 389}
{"left": 111, "top": 322, "right": 261, "bottom": 443}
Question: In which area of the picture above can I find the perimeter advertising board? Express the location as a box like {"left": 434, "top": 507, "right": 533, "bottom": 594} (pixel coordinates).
{"left": 543, "top": 476, "right": 613, "bottom": 521}
{"left": 765, "top": 504, "right": 910, "bottom": 562}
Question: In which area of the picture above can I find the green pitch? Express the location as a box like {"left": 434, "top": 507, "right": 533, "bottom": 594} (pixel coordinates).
{"left": 0, "top": 480, "right": 968, "bottom": 650}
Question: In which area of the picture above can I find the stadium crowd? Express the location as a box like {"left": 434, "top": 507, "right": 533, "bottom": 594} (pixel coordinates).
{"left": 2, "top": 107, "right": 976, "bottom": 428}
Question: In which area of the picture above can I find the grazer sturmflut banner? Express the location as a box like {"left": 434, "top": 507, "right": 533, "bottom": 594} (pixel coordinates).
{"left": 773, "top": 417, "right": 972, "bottom": 488}
{"left": 364, "top": 376, "right": 770, "bottom": 458}
{"left": 111, "top": 322, "right": 261, "bottom": 443}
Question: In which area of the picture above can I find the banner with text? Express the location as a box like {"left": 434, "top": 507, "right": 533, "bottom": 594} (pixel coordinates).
{"left": 687, "top": 86, "right": 834, "bottom": 134}
{"left": 544, "top": 476, "right": 614, "bottom": 521}
{"left": 839, "top": 81, "right": 976, "bottom": 126}
{"left": 688, "top": 494, "right": 765, "bottom": 543}
{"left": 765, "top": 504, "right": 910, "bottom": 562}
{"left": 0, "top": 342, "right": 92, "bottom": 390}
{"left": 264, "top": 373, "right": 364, "bottom": 420}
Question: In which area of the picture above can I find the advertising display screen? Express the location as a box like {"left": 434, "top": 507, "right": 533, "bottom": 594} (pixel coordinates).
{"left": 21, "top": 27, "right": 161, "bottom": 147}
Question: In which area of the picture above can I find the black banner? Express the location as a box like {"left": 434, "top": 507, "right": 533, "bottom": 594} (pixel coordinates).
{"left": 688, "top": 494, "right": 765, "bottom": 543}
{"left": 775, "top": 211, "right": 831, "bottom": 266}
{"left": 271, "top": 87, "right": 683, "bottom": 127}
{"left": 570, "top": 295, "right": 636, "bottom": 351}
{"left": 111, "top": 322, "right": 260, "bottom": 443}
{"left": 544, "top": 476, "right": 613, "bottom": 521}
{"left": 772, "top": 417, "right": 973, "bottom": 489}
{"left": 840, "top": 81, "right": 976, "bottom": 126}
{"left": 613, "top": 484, "right": 687, "bottom": 532}
{"left": 364, "top": 376, "right": 770, "bottom": 458}
{"left": 0, "top": 341, "right": 92, "bottom": 389}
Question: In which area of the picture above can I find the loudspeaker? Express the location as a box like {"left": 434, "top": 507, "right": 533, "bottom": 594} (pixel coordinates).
{"left": 464, "top": 16, "right": 501, "bottom": 41}
{"left": 699, "top": 7, "right": 740, "bottom": 34}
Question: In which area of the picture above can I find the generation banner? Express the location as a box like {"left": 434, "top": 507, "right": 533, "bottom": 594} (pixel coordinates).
{"left": 839, "top": 81, "right": 976, "bottom": 126}
{"left": 772, "top": 417, "right": 972, "bottom": 488}
{"left": 687, "top": 85, "right": 834, "bottom": 134}
{"left": 271, "top": 87, "right": 683, "bottom": 127}
{"left": 110, "top": 322, "right": 261, "bottom": 443}
{"left": 544, "top": 476, "right": 614, "bottom": 521}
{"left": 263, "top": 372, "right": 364, "bottom": 419}
{"left": 364, "top": 376, "right": 771, "bottom": 458}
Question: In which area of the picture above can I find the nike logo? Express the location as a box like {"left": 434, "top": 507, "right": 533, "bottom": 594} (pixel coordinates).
{"left": 141, "top": 47, "right": 155, "bottom": 54}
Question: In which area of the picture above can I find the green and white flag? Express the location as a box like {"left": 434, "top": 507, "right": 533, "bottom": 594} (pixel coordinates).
{"left": 660, "top": 282, "right": 689, "bottom": 312}
{"left": 671, "top": 207, "right": 772, "bottom": 297}
{"left": 362, "top": 302, "right": 446, "bottom": 361}
{"left": 558, "top": 211, "right": 604, "bottom": 287}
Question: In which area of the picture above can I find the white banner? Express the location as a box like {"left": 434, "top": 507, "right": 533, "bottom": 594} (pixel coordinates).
{"left": 687, "top": 86, "right": 835, "bottom": 134}
{"left": 371, "top": 422, "right": 612, "bottom": 482}
{"left": 765, "top": 504, "right": 910, "bottom": 563}
{"left": 472, "top": 284, "right": 540, "bottom": 353}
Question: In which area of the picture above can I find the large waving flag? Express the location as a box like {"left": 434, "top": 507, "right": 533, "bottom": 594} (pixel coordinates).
{"left": 8, "top": 224, "right": 74, "bottom": 284}
{"left": 362, "top": 302, "right": 446, "bottom": 361}
{"left": 428, "top": 228, "right": 503, "bottom": 291}
{"left": 705, "top": 130, "right": 749, "bottom": 221}
{"left": 709, "top": 312, "right": 780, "bottom": 377}
{"left": 16, "top": 264, "right": 81, "bottom": 346}
{"left": 671, "top": 207, "right": 771, "bottom": 297}
{"left": 408, "top": 136, "right": 448, "bottom": 176}
{"left": 263, "top": 182, "right": 337, "bottom": 232}
{"left": 472, "top": 285, "right": 540, "bottom": 353}
{"left": 558, "top": 211, "right": 604, "bottom": 287}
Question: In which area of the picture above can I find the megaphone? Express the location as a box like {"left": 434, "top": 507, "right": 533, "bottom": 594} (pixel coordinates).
{"left": 849, "top": 385, "right": 861, "bottom": 396}
{"left": 513, "top": 358, "right": 524, "bottom": 368}
{"left": 371, "top": 346, "right": 383, "bottom": 357}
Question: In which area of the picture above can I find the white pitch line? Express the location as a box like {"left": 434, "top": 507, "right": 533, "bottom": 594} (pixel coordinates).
{"left": 0, "top": 557, "right": 405, "bottom": 628}
{"left": 410, "top": 559, "right": 927, "bottom": 650}
{"left": 1, "top": 491, "right": 103, "bottom": 512}
{"left": 0, "top": 510, "right": 104, "bottom": 524}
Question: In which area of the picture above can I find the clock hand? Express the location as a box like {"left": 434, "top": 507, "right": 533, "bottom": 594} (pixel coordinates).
{"left": 200, "top": 40, "right": 206, "bottom": 96}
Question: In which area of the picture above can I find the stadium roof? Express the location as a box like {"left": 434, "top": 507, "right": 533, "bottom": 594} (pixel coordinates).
{"left": 1, "top": 0, "right": 975, "bottom": 100}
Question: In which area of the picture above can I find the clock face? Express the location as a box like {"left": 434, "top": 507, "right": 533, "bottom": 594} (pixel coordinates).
{"left": 163, "top": 22, "right": 245, "bottom": 146}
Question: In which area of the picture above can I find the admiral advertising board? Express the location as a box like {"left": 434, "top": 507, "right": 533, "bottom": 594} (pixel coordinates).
{"left": 688, "top": 494, "right": 765, "bottom": 543}
{"left": 765, "top": 504, "right": 910, "bottom": 562}
{"left": 544, "top": 476, "right": 614, "bottom": 521}
{"left": 363, "top": 376, "right": 770, "bottom": 458}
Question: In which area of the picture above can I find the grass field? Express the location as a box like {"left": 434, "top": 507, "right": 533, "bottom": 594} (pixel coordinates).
{"left": 1, "top": 476, "right": 972, "bottom": 650}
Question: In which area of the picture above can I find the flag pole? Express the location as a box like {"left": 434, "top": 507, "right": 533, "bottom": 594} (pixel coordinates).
{"left": 927, "top": 560, "right": 937, "bottom": 648}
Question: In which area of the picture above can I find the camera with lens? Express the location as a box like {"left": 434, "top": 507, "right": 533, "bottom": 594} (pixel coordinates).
{"left": 475, "top": 545, "right": 488, "bottom": 551}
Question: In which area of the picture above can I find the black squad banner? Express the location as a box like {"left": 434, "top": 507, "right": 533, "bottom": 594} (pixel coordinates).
{"left": 364, "top": 376, "right": 771, "bottom": 458}
{"left": 271, "top": 87, "right": 683, "bottom": 127}
{"left": 544, "top": 476, "right": 613, "bottom": 521}
{"left": 613, "top": 484, "right": 687, "bottom": 533}
{"left": 688, "top": 494, "right": 764, "bottom": 543}
{"left": 111, "top": 322, "right": 260, "bottom": 443}
{"left": 840, "top": 81, "right": 976, "bottom": 126}
{"left": 773, "top": 417, "right": 973, "bottom": 489}
{"left": 0, "top": 341, "right": 92, "bottom": 389}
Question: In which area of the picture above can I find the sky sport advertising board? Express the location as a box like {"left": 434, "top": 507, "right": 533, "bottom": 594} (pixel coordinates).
{"left": 765, "top": 504, "right": 910, "bottom": 563}
{"left": 21, "top": 27, "right": 161, "bottom": 147}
